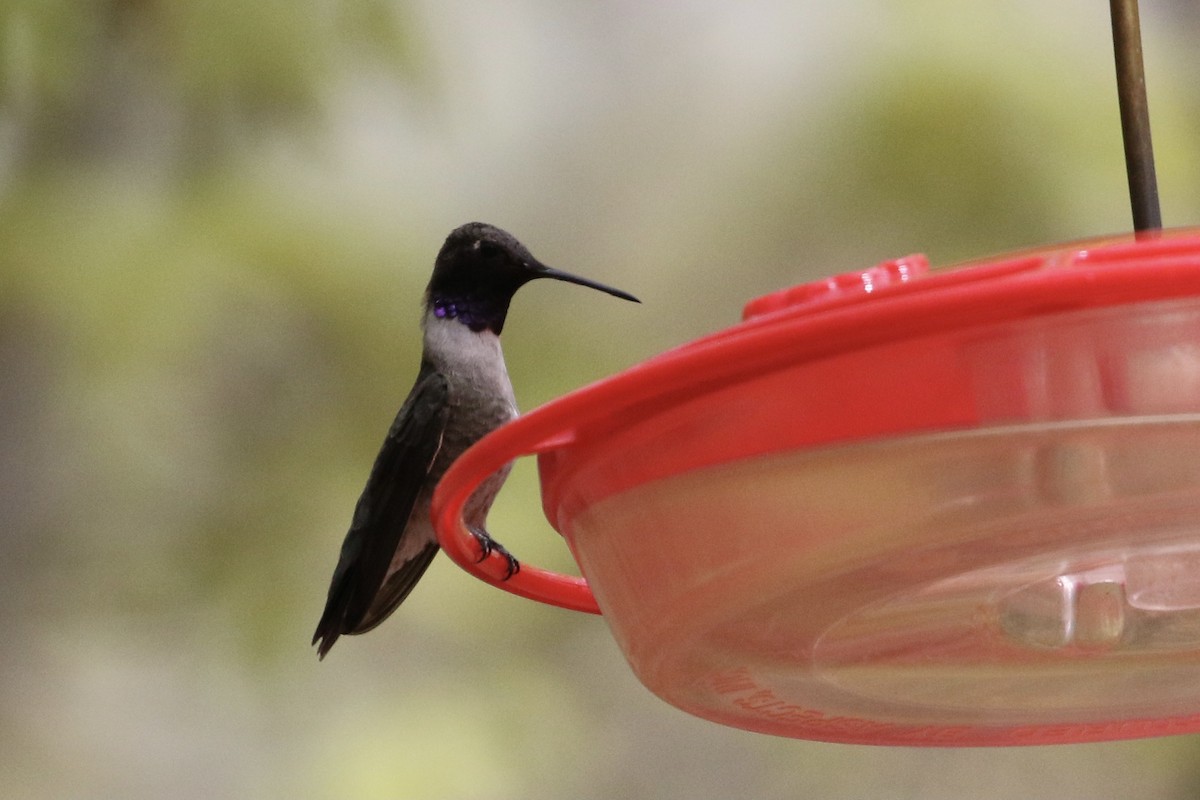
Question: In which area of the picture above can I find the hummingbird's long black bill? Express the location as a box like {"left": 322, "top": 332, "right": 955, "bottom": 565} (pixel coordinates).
{"left": 536, "top": 265, "right": 640, "bottom": 303}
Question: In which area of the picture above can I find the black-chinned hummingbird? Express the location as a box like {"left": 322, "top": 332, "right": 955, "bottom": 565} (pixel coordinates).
{"left": 313, "top": 222, "right": 639, "bottom": 658}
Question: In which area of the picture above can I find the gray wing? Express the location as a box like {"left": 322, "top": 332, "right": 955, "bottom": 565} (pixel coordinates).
{"left": 312, "top": 362, "right": 449, "bottom": 658}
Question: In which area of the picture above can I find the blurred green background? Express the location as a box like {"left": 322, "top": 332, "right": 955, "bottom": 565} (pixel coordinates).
{"left": 4, "top": 1, "right": 1200, "bottom": 798}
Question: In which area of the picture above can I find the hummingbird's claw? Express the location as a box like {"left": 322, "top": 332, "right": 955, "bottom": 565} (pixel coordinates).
{"left": 468, "top": 526, "right": 521, "bottom": 581}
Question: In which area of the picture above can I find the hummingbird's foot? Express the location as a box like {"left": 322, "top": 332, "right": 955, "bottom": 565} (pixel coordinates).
{"left": 468, "top": 526, "right": 520, "bottom": 580}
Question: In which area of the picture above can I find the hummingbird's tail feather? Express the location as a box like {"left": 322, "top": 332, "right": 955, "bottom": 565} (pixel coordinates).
{"left": 312, "top": 542, "right": 440, "bottom": 659}
{"left": 312, "top": 585, "right": 351, "bottom": 659}
{"left": 312, "top": 609, "right": 343, "bottom": 660}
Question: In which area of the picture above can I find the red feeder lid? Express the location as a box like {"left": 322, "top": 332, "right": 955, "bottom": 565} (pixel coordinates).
{"left": 433, "top": 228, "right": 1200, "bottom": 745}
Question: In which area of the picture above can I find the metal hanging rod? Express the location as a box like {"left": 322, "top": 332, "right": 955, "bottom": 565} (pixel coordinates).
{"left": 1110, "top": 0, "right": 1162, "bottom": 232}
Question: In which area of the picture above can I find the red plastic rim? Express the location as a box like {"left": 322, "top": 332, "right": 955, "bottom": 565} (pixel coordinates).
{"left": 432, "top": 228, "right": 1200, "bottom": 613}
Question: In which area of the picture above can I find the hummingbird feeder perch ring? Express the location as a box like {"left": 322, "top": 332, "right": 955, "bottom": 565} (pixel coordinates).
{"left": 433, "top": 422, "right": 601, "bottom": 614}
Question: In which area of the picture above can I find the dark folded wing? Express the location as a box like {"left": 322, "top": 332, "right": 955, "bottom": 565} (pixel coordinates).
{"left": 352, "top": 539, "right": 439, "bottom": 634}
{"left": 312, "top": 362, "right": 449, "bottom": 658}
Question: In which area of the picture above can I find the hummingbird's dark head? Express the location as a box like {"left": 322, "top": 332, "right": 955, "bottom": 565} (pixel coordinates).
{"left": 425, "top": 222, "right": 638, "bottom": 334}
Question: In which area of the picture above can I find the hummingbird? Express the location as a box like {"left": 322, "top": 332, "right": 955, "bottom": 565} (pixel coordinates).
{"left": 313, "top": 222, "right": 639, "bottom": 658}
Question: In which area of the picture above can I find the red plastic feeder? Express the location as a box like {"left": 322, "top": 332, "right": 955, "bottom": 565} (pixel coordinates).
{"left": 433, "top": 229, "right": 1200, "bottom": 746}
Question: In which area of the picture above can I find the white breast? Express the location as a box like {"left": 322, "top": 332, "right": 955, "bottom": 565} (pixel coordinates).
{"left": 422, "top": 315, "right": 518, "bottom": 412}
